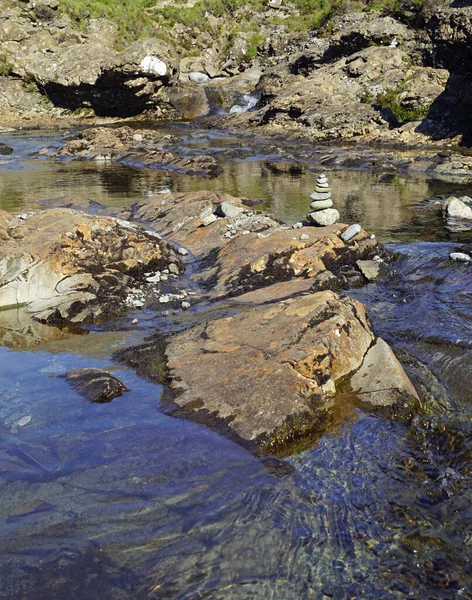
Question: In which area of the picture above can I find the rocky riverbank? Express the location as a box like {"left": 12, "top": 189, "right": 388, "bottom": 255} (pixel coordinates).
{"left": 2, "top": 0, "right": 472, "bottom": 155}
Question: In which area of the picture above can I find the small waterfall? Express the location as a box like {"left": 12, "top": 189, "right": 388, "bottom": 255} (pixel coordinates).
{"left": 229, "top": 93, "right": 260, "bottom": 114}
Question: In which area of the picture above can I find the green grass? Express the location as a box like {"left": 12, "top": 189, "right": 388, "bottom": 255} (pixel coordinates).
{"left": 60, "top": 0, "right": 158, "bottom": 47}
{"left": 376, "top": 82, "right": 431, "bottom": 123}
{"left": 0, "top": 53, "right": 13, "bottom": 76}
{"left": 57, "top": 0, "right": 433, "bottom": 51}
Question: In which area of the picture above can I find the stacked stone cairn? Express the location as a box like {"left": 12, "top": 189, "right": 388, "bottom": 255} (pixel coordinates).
{"left": 306, "top": 173, "right": 340, "bottom": 226}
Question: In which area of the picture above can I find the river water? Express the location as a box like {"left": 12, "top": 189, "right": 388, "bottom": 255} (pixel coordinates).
{"left": 1, "top": 126, "right": 472, "bottom": 599}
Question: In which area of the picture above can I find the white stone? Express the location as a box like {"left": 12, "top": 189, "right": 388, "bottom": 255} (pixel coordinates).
{"left": 341, "top": 224, "right": 362, "bottom": 242}
{"left": 177, "top": 247, "right": 188, "bottom": 256}
{"left": 189, "top": 71, "right": 209, "bottom": 84}
{"left": 307, "top": 208, "right": 340, "bottom": 226}
{"left": 182, "top": 301, "right": 191, "bottom": 310}
{"left": 17, "top": 416, "right": 32, "bottom": 427}
{"left": 450, "top": 252, "right": 472, "bottom": 262}
{"left": 445, "top": 197, "right": 472, "bottom": 220}
{"left": 140, "top": 55, "right": 167, "bottom": 76}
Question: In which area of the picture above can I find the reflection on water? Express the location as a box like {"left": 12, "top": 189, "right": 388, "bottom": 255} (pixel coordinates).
{"left": 1, "top": 130, "right": 472, "bottom": 598}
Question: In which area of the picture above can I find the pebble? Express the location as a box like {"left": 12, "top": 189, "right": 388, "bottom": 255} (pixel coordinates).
{"left": 177, "top": 247, "right": 188, "bottom": 256}
{"left": 341, "top": 223, "right": 362, "bottom": 242}
{"left": 133, "top": 133, "right": 143, "bottom": 142}
{"left": 182, "top": 301, "right": 191, "bottom": 310}
{"left": 131, "top": 319, "right": 138, "bottom": 325}
{"left": 300, "top": 234, "right": 309, "bottom": 240}
{"left": 216, "top": 201, "right": 243, "bottom": 219}
{"left": 17, "top": 415, "right": 32, "bottom": 427}
{"left": 292, "top": 222, "right": 303, "bottom": 229}
{"left": 159, "top": 295, "right": 170, "bottom": 303}
{"left": 169, "top": 263, "right": 180, "bottom": 275}
{"left": 189, "top": 71, "right": 209, "bottom": 83}
{"left": 450, "top": 252, "right": 472, "bottom": 262}
{"left": 146, "top": 273, "right": 160, "bottom": 283}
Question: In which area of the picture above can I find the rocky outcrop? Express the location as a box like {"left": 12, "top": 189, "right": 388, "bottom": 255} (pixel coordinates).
{"left": 0, "top": 0, "right": 179, "bottom": 120}
{"left": 134, "top": 190, "right": 388, "bottom": 300}
{"left": 0, "top": 208, "right": 181, "bottom": 323}
{"left": 210, "top": 44, "right": 448, "bottom": 144}
{"left": 123, "top": 291, "right": 417, "bottom": 453}
{"left": 45, "top": 127, "right": 222, "bottom": 177}
{"left": 64, "top": 368, "right": 129, "bottom": 403}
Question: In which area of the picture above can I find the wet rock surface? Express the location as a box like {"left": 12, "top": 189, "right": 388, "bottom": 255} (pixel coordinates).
{"left": 46, "top": 126, "right": 223, "bottom": 177}
{"left": 64, "top": 368, "right": 129, "bottom": 404}
{"left": 0, "top": 208, "right": 181, "bottom": 324}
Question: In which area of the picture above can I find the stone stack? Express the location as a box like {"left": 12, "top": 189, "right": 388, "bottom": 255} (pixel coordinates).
{"left": 306, "top": 173, "right": 340, "bottom": 226}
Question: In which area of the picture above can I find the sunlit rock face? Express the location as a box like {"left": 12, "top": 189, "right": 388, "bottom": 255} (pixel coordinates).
{"left": 0, "top": 208, "right": 181, "bottom": 323}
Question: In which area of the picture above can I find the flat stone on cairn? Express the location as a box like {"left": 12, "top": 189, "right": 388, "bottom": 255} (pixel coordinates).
{"left": 307, "top": 174, "right": 340, "bottom": 226}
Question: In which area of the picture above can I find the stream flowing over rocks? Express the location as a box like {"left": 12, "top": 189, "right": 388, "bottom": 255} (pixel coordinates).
{"left": 2, "top": 0, "right": 472, "bottom": 596}
{"left": 1, "top": 125, "right": 472, "bottom": 598}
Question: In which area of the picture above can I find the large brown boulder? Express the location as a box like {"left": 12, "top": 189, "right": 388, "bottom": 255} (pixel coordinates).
{"left": 150, "top": 291, "right": 417, "bottom": 452}
{"left": 0, "top": 208, "right": 181, "bottom": 323}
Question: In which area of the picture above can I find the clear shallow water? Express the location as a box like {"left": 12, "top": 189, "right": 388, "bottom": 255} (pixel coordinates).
{"left": 1, "top": 129, "right": 472, "bottom": 598}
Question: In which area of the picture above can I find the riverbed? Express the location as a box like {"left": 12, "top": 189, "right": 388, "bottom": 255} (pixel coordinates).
{"left": 1, "top": 125, "right": 472, "bottom": 599}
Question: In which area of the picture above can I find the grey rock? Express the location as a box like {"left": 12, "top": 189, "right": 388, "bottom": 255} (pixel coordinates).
{"left": 189, "top": 71, "right": 209, "bottom": 84}
{"left": 310, "top": 191, "right": 332, "bottom": 201}
{"left": 349, "top": 338, "right": 418, "bottom": 408}
{"left": 310, "top": 199, "right": 333, "bottom": 210}
{"left": 177, "top": 247, "right": 188, "bottom": 256}
{"left": 450, "top": 252, "right": 472, "bottom": 262}
{"left": 0, "top": 144, "right": 13, "bottom": 156}
{"left": 215, "top": 201, "right": 244, "bottom": 219}
{"left": 182, "top": 301, "right": 191, "bottom": 310}
{"left": 356, "top": 259, "right": 390, "bottom": 281}
{"left": 64, "top": 368, "right": 129, "bottom": 404}
{"left": 445, "top": 197, "right": 472, "bottom": 220}
{"left": 169, "top": 263, "right": 180, "bottom": 275}
{"left": 199, "top": 206, "right": 218, "bottom": 226}
{"left": 307, "top": 208, "right": 340, "bottom": 226}
{"left": 341, "top": 223, "right": 362, "bottom": 242}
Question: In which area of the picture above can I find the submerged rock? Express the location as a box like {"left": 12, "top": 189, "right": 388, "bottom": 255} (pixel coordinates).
{"left": 64, "top": 368, "right": 129, "bottom": 403}
{"left": 0, "top": 144, "right": 13, "bottom": 155}
{"left": 49, "top": 127, "right": 223, "bottom": 177}
{"left": 0, "top": 208, "right": 181, "bottom": 323}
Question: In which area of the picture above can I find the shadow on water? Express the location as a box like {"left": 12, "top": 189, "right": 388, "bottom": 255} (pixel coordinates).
{"left": 1, "top": 130, "right": 472, "bottom": 598}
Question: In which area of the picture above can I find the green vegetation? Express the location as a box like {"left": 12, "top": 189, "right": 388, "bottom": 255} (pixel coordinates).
{"left": 0, "top": 53, "right": 13, "bottom": 76}
{"left": 60, "top": 0, "right": 157, "bottom": 47}
{"left": 360, "top": 89, "right": 373, "bottom": 104}
{"left": 376, "top": 82, "right": 431, "bottom": 123}
{"left": 57, "top": 0, "right": 435, "bottom": 51}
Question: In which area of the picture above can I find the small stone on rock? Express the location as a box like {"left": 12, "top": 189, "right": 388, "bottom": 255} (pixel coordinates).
{"left": 450, "top": 252, "right": 472, "bottom": 262}
{"left": 341, "top": 224, "right": 362, "bottom": 242}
